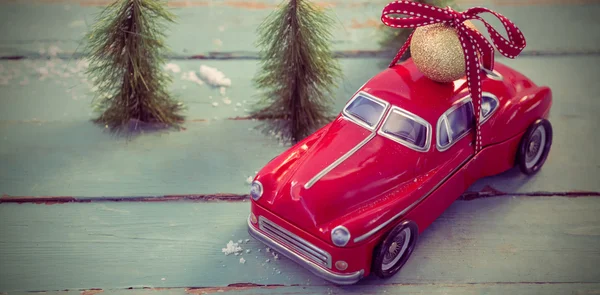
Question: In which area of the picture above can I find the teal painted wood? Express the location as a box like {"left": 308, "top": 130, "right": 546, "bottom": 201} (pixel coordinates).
{"left": 4, "top": 283, "right": 600, "bottom": 295}
{"left": 1, "top": 56, "right": 600, "bottom": 197}
{"left": 0, "top": 1, "right": 599, "bottom": 57}
{"left": 1, "top": 197, "right": 600, "bottom": 291}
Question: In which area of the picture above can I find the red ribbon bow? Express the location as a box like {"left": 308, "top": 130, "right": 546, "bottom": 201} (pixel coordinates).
{"left": 381, "top": 0, "right": 526, "bottom": 152}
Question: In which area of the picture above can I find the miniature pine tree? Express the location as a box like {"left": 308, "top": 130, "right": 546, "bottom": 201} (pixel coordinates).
{"left": 378, "top": 0, "right": 458, "bottom": 62}
{"left": 85, "top": 0, "right": 184, "bottom": 133}
{"left": 250, "top": 0, "right": 342, "bottom": 144}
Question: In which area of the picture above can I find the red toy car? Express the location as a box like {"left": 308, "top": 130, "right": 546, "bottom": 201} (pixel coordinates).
{"left": 247, "top": 59, "right": 553, "bottom": 284}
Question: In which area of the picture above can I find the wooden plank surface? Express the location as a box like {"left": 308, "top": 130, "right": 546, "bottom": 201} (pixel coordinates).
{"left": 1, "top": 197, "right": 599, "bottom": 292}
{"left": 1, "top": 56, "right": 599, "bottom": 197}
{"left": 0, "top": 1, "right": 599, "bottom": 57}
{"left": 3, "top": 283, "right": 600, "bottom": 295}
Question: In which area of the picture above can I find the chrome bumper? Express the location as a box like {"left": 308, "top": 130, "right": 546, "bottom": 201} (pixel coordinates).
{"left": 247, "top": 215, "right": 364, "bottom": 285}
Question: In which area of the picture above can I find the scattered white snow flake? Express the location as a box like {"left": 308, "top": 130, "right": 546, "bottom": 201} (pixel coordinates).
{"left": 276, "top": 270, "right": 281, "bottom": 274}
{"left": 223, "top": 97, "right": 232, "bottom": 105}
{"left": 218, "top": 25, "right": 226, "bottom": 32}
{"left": 161, "top": 278, "right": 166, "bottom": 281}
{"left": 212, "top": 102, "right": 219, "bottom": 107}
{"left": 239, "top": 257, "right": 246, "bottom": 264}
{"left": 181, "top": 71, "right": 204, "bottom": 85}
{"left": 266, "top": 247, "right": 271, "bottom": 253}
{"left": 246, "top": 176, "right": 253, "bottom": 184}
{"left": 245, "top": 249, "right": 251, "bottom": 253}
{"left": 48, "top": 45, "right": 62, "bottom": 57}
{"left": 274, "top": 254, "right": 279, "bottom": 260}
{"left": 164, "top": 63, "right": 181, "bottom": 73}
{"left": 265, "top": 259, "right": 271, "bottom": 263}
{"left": 222, "top": 240, "right": 243, "bottom": 255}
{"left": 238, "top": 239, "right": 243, "bottom": 244}
{"left": 245, "top": 239, "right": 250, "bottom": 243}
{"left": 198, "top": 65, "right": 231, "bottom": 87}
{"left": 219, "top": 86, "right": 227, "bottom": 96}
{"left": 36, "top": 67, "right": 49, "bottom": 76}
{"left": 242, "top": 100, "right": 247, "bottom": 103}
{"left": 234, "top": 252, "right": 240, "bottom": 256}
{"left": 213, "top": 39, "right": 223, "bottom": 47}
{"left": 236, "top": 102, "right": 242, "bottom": 107}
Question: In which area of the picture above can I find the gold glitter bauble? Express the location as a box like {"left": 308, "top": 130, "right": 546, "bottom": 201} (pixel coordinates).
{"left": 410, "top": 22, "right": 476, "bottom": 83}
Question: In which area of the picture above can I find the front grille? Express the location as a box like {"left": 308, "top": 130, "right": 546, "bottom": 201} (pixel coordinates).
{"left": 259, "top": 216, "right": 332, "bottom": 268}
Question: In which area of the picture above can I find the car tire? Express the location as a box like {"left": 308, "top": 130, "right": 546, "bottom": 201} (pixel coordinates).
{"left": 371, "top": 220, "right": 419, "bottom": 279}
{"left": 517, "top": 119, "right": 553, "bottom": 175}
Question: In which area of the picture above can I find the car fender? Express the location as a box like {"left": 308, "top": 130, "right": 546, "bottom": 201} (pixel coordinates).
{"left": 488, "top": 86, "right": 552, "bottom": 144}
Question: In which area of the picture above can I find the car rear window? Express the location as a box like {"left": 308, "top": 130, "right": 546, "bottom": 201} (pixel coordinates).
{"left": 380, "top": 109, "right": 429, "bottom": 151}
{"left": 344, "top": 94, "right": 386, "bottom": 128}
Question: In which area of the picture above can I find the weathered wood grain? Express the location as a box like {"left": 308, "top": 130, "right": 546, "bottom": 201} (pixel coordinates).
{"left": 0, "top": 1, "right": 599, "bottom": 57}
{"left": 3, "top": 283, "right": 600, "bottom": 295}
{"left": 1, "top": 56, "right": 599, "bottom": 197}
{"left": 1, "top": 197, "right": 599, "bottom": 292}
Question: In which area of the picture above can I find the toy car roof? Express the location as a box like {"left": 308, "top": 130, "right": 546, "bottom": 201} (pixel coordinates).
{"left": 359, "top": 59, "right": 507, "bottom": 124}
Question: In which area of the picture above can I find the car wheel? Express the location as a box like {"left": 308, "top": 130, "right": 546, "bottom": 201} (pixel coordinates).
{"left": 371, "top": 220, "right": 418, "bottom": 279}
{"left": 517, "top": 119, "right": 553, "bottom": 175}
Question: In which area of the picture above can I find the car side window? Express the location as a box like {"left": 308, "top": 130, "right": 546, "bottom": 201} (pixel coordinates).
{"left": 437, "top": 99, "right": 475, "bottom": 151}
{"left": 480, "top": 93, "right": 499, "bottom": 122}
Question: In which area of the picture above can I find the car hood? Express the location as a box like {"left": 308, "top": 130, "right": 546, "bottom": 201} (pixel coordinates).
{"left": 258, "top": 117, "right": 422, "bottom": 232}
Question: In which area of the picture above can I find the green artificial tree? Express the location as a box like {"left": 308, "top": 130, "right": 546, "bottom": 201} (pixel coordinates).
{"left": 250, "top": 0, "right": 342, "bottom": 144}
{"left": 378, "top": 0, "right": 458, "bottom": 63}
{"left": 85, "top": 0, "right": 184, "bottom": 133}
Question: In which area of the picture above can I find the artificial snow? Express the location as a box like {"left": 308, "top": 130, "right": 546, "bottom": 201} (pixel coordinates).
{"left": 198, "top": 65, "right": 231, "bottom": 87}
{"left": 164, "top": 63, "right": 181, "bottom": 73}
{"left": 246, "top": 176, "right": 253, "bottom": 184}
{"left": 222, "top": 240, "right": 243, "bottom": 256}
{"left": 181, "top": 71, "right": 204, "bottom": 85}
{"left": 239, "top": 257, "right": 246, "bottom": 264}
{"left": 212, "top": 102, "right": 219, "bottom": 107}
{"left": 223, "top": 97, "right": 232, "bottom": 105}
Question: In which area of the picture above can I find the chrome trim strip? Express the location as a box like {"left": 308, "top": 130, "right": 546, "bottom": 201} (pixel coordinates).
{"left": 304, "top": 132, "right": 376, "bottom": 189}
{"left": 248, "top": 216, "right": 364, "bottom": 285}
{"left": 482, "top": 67, "right": 503, "bottom": 81}
{"left": 353, "top": 155, "right": 473, "bottom": 243}
{"left": 342, "top": 91, "right": 390, "bottom": 131}
{"left": 377, "top": 106, "right": 432, "bottom": 152}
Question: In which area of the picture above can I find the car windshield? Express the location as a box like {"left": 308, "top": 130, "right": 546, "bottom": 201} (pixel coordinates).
{"left": 344, "top": 94, "right": 386, "bottom": 128}
{"left": 380, "top": 109, "right": 429, "bottom": 150}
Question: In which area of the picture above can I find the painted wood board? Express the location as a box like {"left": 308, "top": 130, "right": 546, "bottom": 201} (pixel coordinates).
{"left": 1, "top": 56, "right": 600, "bottom": 197}
{"left": 3, "top": 283, "right": 600, "bottom": 295}
{"left": 1, "top": 197, "right": 599, "bottom": 292}
{"left": 0, "top": 1, "right": 599, "bottom": 57}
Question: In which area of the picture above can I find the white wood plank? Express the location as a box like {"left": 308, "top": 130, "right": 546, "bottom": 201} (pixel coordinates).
{"left": 1, "top": 197, "right": 599, "bottom": 291}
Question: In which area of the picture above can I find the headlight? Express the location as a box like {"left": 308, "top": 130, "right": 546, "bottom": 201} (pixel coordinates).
{"left": 250, "top": 181, "right": 263, "bottom": 201}
{"left": 331, "top": 226, "right": 351, "bottom": 247}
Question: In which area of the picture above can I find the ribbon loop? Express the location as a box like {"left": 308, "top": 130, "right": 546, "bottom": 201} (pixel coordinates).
{"left": 381, "top": 0, "right": 526, "bottom": 152}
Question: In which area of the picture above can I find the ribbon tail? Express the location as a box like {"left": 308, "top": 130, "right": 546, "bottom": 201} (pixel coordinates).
{"left": 389, "top": 31, "right": 414, "bottom": 68}
{"left": 460, "top": 36, "right": 484, "bottom": 153}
